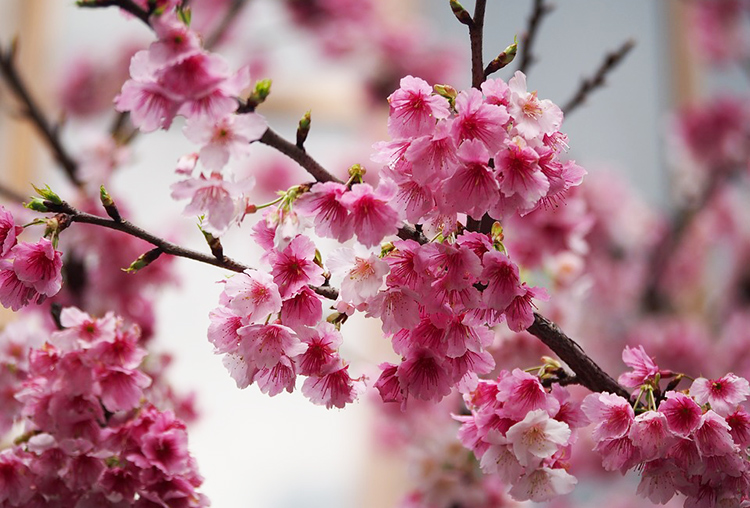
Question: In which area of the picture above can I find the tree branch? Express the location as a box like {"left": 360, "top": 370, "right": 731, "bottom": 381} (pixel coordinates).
{"left": 517, "top": 0, "right": 553, "bottom": 75}
{"left": 0, "top": 45, "right": 82, "bottom": 187}
{"left": 528, "top": 313, "right": 630, "bottom": 398}
{"left": 562, "top": 39, "right": 635, "bottom": 115}
{"left": 203, "top": 0, "right": 251, "bottom": 50}
{"left": 45, "top": 201, "right": 251, "bottom": 273}
{"left": 469, "top": 0, "right": 487, "bottom": 89}
{"left": 258, "top": 128, "right": 342, "bottom": 184}
{"left": 76, "top": 0, "right": 152, "bottom": 27}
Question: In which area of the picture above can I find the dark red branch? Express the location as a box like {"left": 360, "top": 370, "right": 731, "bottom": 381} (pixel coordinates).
{"left": 0, "top": 45, "right": 82, "bottom": 187}
{"left": 528, "top": 313, "right": 630, "bottom": 398}
{"left": 517, "top": 0, "right": 553, "bottom": 75}
{"left": 562, "top": 39, "right": 635, "bottom": 115}
{"left": 77, "top": 0, "right": 152, "bottom": 27}
{"left": 469, "top": 0, "right": 487, "bottom": 89}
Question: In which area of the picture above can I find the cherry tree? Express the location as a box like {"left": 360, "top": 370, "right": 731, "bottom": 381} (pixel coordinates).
{"left": 0, "top": 1, "right": 749, "bottom": 507}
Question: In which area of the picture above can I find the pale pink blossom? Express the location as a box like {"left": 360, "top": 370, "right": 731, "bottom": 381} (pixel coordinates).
{"left": 221, "top": 269, "right": 282, "bottom": 321}
{"left": 693, "top": 410, "right": 737, "bottom": 457}
{"left": 183, "top": 112, "right": 267, "bottom": 171}
{"left": 387, "top": 75, "right": 450, "bottom": 138}
{"left": 581, "top": 392, "right": 634, "bottom": 442}
{"left": 170, "top": 172, "right": 255, "bottom": 234}
{"left": 508, "top": 467, "right": 576, "bottom": 502}
{"left": 296, "top": 323, "right": 342, "bottom": 377}
{"left": 691, "top": 373, "right": 750, "bottom": 416}
{"left": 238, "top": 323, "right": 307, "bottom": 369}
{"left": 11, "top": 238, "right": 63, "bottom": 297}
{"left": 328, "top": 247, "right": 389, "bottom": 305}
{"left": 149, "top": 11, "right": 202, "bottom": 67}
{"left": 98, "top": 367, "right": 152, "bottom": 412}
{"left": 618, "top": 345, "right": 661, "bottom": 388}
{"left": 636, "top": 459, "right": 680, "bottom": 504}
{"left": 496, "top": 369, "right": 558, "bottom": 420}
{"left": 478, "top": 438, "right": 523, "bottom": 484}
{"left": 207, "top": 306, "right": 243, "bottom": 354}
{"left": 115, "top": 79, "right": 180, "bottom": 132}
{"left": 508, "top": 71, "right": 563, "bottom": 140}
{"left": 594, "top": 435, "right": 641, "bottom": 472}
{"left": 255, "top": 355, "right": 297, "bottom": 396}
{"left": 403, "top": 122, "right": 459, "bottom": 184}
{"left": 301, "top": 360, "right": 362, "bottom": 409}
{"left": 628, "top": 410, "right": 675, "bottom": 460}
{"left": 505, "top": 409, "right": 571, "bottom": 467}
{"left": 366, "top": 287, "right": 421, "bottom": 334}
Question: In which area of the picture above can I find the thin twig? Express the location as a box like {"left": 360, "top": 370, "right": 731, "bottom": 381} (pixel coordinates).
{"left": 0, "top": 45, "right": 82, "bottom": 187}
{"left": 469, "top": 0, "right": 487, "bottom": 89}
{"left": 46, "top": 200, "right": 251, "bottom": 273}
{"left": 517, "top": 0, "right": 553, "bottom": 76}
{"left": 562, "top": 39, "right": 636, "bottom": 115}
{"left": 528, "top": 313, "right": 630, "bottom": 398}
{"left": 203, "top": 0, "right": 250, "bottom": 50}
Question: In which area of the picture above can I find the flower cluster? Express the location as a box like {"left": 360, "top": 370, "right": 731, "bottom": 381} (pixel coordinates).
{"left": 115, "top": 9, "right": 266, "bottom": 234}
{"left": 0, "top": 307, "right": 208, "bottom": 507}
{"left": 455, "top": 369, "right": 587, "bottom": 502}
{"left": 373, "top": 73, "right": 584, "bottom": 229}
{"left": 208, "top": 267, "right": 364, "bottom": 409}
{"left": 0, "top": 206, "right": 63, "bottom": 312}
{"left": 583, "top": 346, "right": 750, "bottom": 506}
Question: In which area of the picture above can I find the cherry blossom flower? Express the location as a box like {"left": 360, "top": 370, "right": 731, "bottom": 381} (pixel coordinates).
{"left": 618, "top": 345, "right": 661, "bottom": 388}
{"left": 301, "top": 360, "right": 362, "bottom": 409}
{"left": 659, "top": 391, "right": 703, "bottom": 436}
{"left": 183, "top": 112, "right": 267, "bottom": 171}
{"left": 11, "top": 238, "right": 63, "bottom": 297}
{"left": 507, "top": 467, "right": 576, "bottom": 502}
{"left": 581, "top": 392, "right": 634, "bottom": 442}
{"left": 328, "top": 247, "right": 390, "bottom": 306}
{"left": 221, "top": 270, "right": 282, "bottom": 321}
{"left": 451, "top": 88, "right": 510, "bottom": 152}
{"left": 691, "top": 373, "right": 750, "bottom": 416}
{"left": 507, "top": 70, "right": 563, "bottom": 140}
{"left": 0, "top": 206, "right": 22, "bottom": 258}
{"left": 387, "top": 75, "right": 450, "bottom": 138}
{"left": 505, "top": 409, "right": 571, "bottom": 467}
{"left": 341, "top": 180, "right": 400, "bottom": 248}
{"left": 295, "top": 181, "right": 354, "bottom": 242}
{"left": 271, "top": 235, "right": 324, "bottom": 299}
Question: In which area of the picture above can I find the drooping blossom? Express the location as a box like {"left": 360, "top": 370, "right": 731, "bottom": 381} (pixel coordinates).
{"left": 387, "top": 75, "right": 450, "bottom": 138}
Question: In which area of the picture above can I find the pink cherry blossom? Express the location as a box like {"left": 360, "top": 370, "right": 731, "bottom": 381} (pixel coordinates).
{"left": 481, "top": 250, "right": 521, "bottom": 311}
{"left": 0, "top": 259, "right": 43, "bottom": 311}
{"left": 171, "top": 171, "right": 255, "bottom": 234}
{"left": 296, "top": 323, "right": 342, "bottom": 377}
{"left": 442, "top": 139, "right": 499, "bottom": 218}
{"left": 505, "top": 409, "right": 571, "bottom": 467}
{"left": 691, "top": 373, "right": 750, "bottom": 416}
{"left": 659, "top": 391, "right": 703, "bottom": 436}
{"left": 207, "top": 306, "right": 243, "bottom": 354}
{"left": 221, "top": 269, "right": 282, "bottom": 321}
{"left": 295, "top": 182, "right": 354, "bottom": 242}
{"left": 628, "top": 410, "right": 675, "bottom": 460}
{"left": 693, "top": 410, "right": 738, "bottom": 457}
{"left": 451, "top": 88, "right": 510, "bottom": 152}
{"left": 183, "top": 112, "right": 267, "bottom": 171}
{"left": 496, "top": 369, "right": 558, "bottom": 420}
{"left": 0, "top": 206, "right": 22, "bottom": 258}
{"left": 238, "top": 323, "right": 307, "bottom": 369}
{"left": 340, "top": 180, "right": 400, "bottom": 248}
{"left": 115, "top": 79, "right": 180, "bottom": 132}
{"left": 328, "top": 247, "right": 390, "bottom": 306}
{"left": 507, "top": 467, "right": 576, "bottom": 502}
{"left": 581, "top": 392, "right": 634, "bottom": 442}
{"left": 301, "top": 360, "right": 362, "bottom": 409}
{"left": 396, "top": 347, "right": 452, "bottom": 403}
{"left": 618, "top": 345, "right": 661, "bottom": 388}
{"left": 271, "top": 235, "right": 324, "bottom": 298}
{"left": 505, "top": 283, "right": 549, "bottom": 332}
{"left": 508, "top": 70, "right": 563, "bottom": 140}
{"left": 495, "top": 137, "right": 549, "bottom": 208}
{"left": 366, "top": 287, "right": 421, "bottom": 334}
{"left": 11, "top": 238, "right": 63, "bottom": 297}
{"left": 280, "top": 286, "right": 323, "bottom": 329}
{"left": 387, "top": 75, "right": 450, "bottom": 138}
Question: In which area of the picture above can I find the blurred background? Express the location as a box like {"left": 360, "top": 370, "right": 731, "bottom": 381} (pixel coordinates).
{"left": 0, "top": 1, "right": 725, "bottom": 507}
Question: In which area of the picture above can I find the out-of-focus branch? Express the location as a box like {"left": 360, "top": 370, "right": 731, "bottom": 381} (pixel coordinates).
{"left": 203, "top": 0, "right": 251, "bottom": 50}
{"left": 0, "top": 181, "right": 26, "bottom": 204}
{"left": 562, "top": 39, "right": 636, "bottom": 115}
{"left": 517, "top": 0, "right": 554, "bottom": 75}
{"left": 45, "top": 200, "right": 252, "bottom": 273}
{"left": 0, "top": 44, "right": 82, "bottom": 187}
{"left": 528, "top": 313, "right": 631, "bottom": 398}
{"left": 76, "top": 0, "right": 152, "bottom": 26}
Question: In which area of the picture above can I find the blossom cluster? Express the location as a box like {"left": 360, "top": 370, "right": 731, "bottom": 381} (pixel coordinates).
{"left": 583, "top": 346, "right": 750, "bottom": 507}
{"left": 115, "top": 10, "right": 266, "bottom": 234}
{"left": 0, "top": 206, "right": 63, "bottom": 312}
{"left": 0, "top": 307, "right": 208, "bottom": 507}
{"left": 455, "top": 369, "right": 587, "bottom": 502}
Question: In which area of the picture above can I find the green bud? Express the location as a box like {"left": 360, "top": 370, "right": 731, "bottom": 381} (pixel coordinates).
{"left": 484, "top": 37, "right": 518, "bottom": 77}
{"left": 32, "top": 184, "right": 62, "bottom": 205}
{"left": 450, "top": 0, "right": 473, "bottom": 26}
{"left": 348, "top": 164, "right": 366, "bottom": 182}
{"left": 253, "top": 79, "right": 272, "bottom": 102}
{"left": 123, "top": 248, "right": 163, "bottom": 273}
{"left": 434, "top": 84, "right": 458, "bottom": 109}
{"left": 296, "top": 110, "right": 312, "bottom": 148}
{"left": 99, "top": 185, "right": 122, "bottom": 222}
{"left": 25, "top": 198, "right": 49, "bottom": 213}
{"left": 177, "top": 6, "right": 192, "bottom": 25}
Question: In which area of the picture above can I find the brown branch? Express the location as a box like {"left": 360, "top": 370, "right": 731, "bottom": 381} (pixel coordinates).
{"left": 76, "top": 0, "right": 152, "bottom": 27}
{"left": 528, "top": 313, "right": 630, "bottom": 398}
{"left": 45, "top": 200, "right": 251, "bottom": 273}
{"left": 203, "top": 0, "right": 251, "bottom": 50}
{"left": 562, "top": 39, "right": 635, "bottom": 115}
{"left": 259, "top": 128, "right": 342, "bottom": 184}
{"left": 517, "top": 0, "right": 553, "bottom": 75}
{"left": 0, "top": 45, "right": 82, "bottom": 187}
{"left": 469, "top": 0, "right": 487, "bottom": 89}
